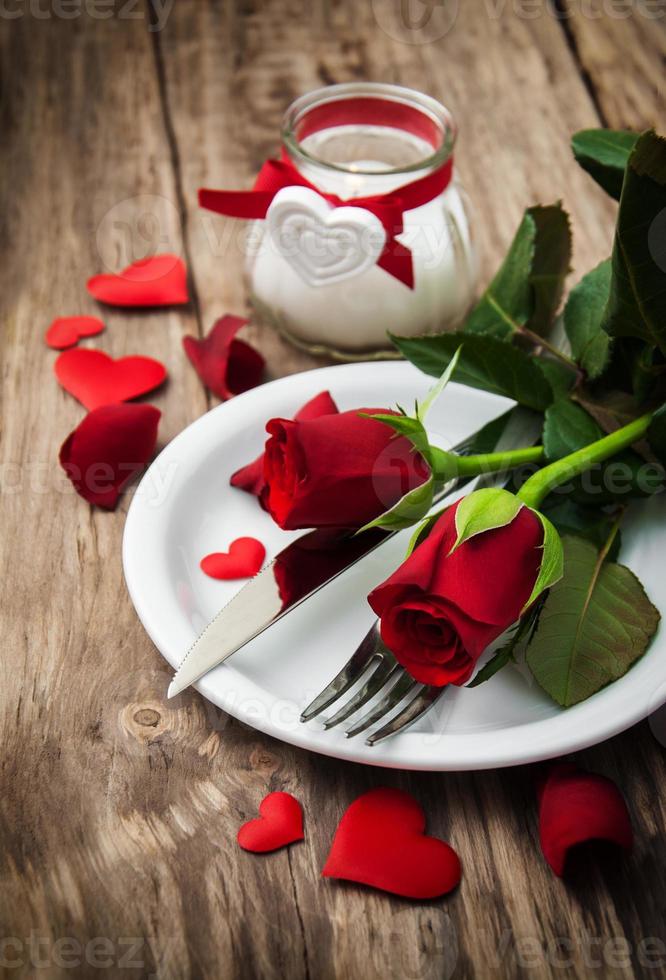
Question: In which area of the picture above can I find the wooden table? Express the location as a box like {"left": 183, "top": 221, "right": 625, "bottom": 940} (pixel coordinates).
{"left": 2, "top": 2, "right": 665, "bottom": 977}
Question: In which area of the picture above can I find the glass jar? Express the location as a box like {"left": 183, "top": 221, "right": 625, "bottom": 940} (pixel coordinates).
{"left": 246, "top": 82, "right": 477, "bottom": 360}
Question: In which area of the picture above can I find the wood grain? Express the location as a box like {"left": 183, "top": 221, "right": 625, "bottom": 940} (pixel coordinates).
{"left": 1, "top": 2, "right": 665, "bottom": 979}
{"left": 559, "top": 0, "right": 666, "bottom": 130}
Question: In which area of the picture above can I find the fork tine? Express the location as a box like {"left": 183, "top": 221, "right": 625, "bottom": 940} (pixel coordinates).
{"left": 365, "top": 685, "right": 446, "bottom": 746}
{"left": 324, "top": 658, "right": 401, "bottom": 729}
{"left": 300, "top": 621, "right": 380, "bottom": 722}
{"left": 344, "top": 672, "right": 419, "bottom": 738}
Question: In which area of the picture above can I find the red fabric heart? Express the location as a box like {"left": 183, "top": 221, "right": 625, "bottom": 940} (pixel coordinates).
{"left": 87, "top": 254, "right": 189, "bottom": 307}
{"left": 230, "top": 390, "right": 339, "bottom": 497}
{"left": 237, "top": 792, "right": 304, "bottom": 853}
{"left": 539, "top": 763, "right": 633, "bottom": 876}
{"left": 59, "top": 403, "right": 161, "bottom": 509}
{"left": 200, "top": 537, "right": 266, "bottom": 579}
{"left": 45, "top": 316, "right": 105, "bottom": 350}
{"left": 55, "top": 349, "right": 167, "bottom": 410}
{"left": 183, "top": 315, "right": 264, "bottom": 400}
{"left": 323, "top": 787, "right": 461, "bottom": 899}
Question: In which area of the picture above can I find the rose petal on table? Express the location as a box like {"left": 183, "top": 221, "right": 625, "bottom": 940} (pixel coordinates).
{"left": 45, "top": 315, "right": 105, "bottom": 350}
{"left": 59, "top": 403, "right": 161, "bottom": 510}
{"left": 230, "top": 389, "right": 339, "bottom": 497}
{"left": 183, "top": 314, "right": 264, "bottom": 400}
{"left": 87, "top": 254, "right": 189, "bottom": 307}
{"left": 237, "top": 792, "right": 304, "bottom": 853}
{"left": 538, "top": 762, "right": 633, "bottom": 876}
{"left": 200, "top": 537, "right": 266, "bottom": 579}
{"left": 322, "top": 787, "right": 461, "bottom": 899}
{"left": 54, "top": 349, "right": 167, "bottom": 410}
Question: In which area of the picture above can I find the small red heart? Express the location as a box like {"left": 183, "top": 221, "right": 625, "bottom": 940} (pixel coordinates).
{"left": 238, "top": 792, "right": 304, "bottom": 853}
{"left": 87, "top": 254, "right": 189, "bottom": 307}
{"left": 55, "top": 349, "right": 167, "bottom": 410}
{"left": 201, "top": 537, "right": 266, "bottom": 579}
{"left": 45, "top": 316, "right": 105, "bottom": 350}
{"left": 322, "top": 788, "right": 461, "bottom": 899}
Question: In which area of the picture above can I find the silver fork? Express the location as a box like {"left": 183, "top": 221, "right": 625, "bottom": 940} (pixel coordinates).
{"left": 300, "top": 615, "right": 448, "bottom": 746}
{"left": 300, "top": 408, "right": 542, "bottom": 746}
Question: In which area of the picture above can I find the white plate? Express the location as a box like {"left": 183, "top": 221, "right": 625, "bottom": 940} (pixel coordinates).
{"left": 123, "top": 361, "right": 666, "bottom": 770}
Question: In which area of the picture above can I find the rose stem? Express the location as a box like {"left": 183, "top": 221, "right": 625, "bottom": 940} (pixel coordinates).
{"left": 430, "top": 444, "right": 544, "bottom": 481}
{"left": 516, "top": 413, "right": 653, "bottom": 510}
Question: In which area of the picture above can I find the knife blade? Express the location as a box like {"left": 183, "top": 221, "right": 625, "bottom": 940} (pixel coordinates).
{"left": 167, "top": 406, "right": 541, "bottom": 698}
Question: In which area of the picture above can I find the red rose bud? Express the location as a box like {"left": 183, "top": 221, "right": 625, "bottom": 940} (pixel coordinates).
{"left": 368, "top": 499, "right": 544, "bottom": 686}
{"left": 230, "top": 390, "right": 338, "bottom": 499}
{"left": 539, "top": 763, "right": 633, "bottom": 876}
{"left": 263, "top": 408, "right": 430, "bottom": 530}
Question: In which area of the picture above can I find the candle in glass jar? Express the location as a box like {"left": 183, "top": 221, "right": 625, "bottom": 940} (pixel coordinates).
{"left": 245, "top": 84, "right": 478, "bottom": 359}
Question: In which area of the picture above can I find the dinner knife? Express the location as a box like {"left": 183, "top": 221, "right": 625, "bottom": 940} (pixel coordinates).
{"left": 167, "top": 406, "right": 541, "bottom": 698}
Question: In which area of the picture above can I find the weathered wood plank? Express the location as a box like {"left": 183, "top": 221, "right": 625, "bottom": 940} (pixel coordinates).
{"left": 0, "top": 11, "right": 228, "bottom": 980}
{"left": 153, "top": 3, "right": 665, "bottom": 980}
{"left": 0, "top": 3, "right": 665, "bottom": 980}
{"left": 559, "top": 0, "right": 666, "bottom": 130}
{"left": 156, "top": 0, "right": 619, "bottom": 314}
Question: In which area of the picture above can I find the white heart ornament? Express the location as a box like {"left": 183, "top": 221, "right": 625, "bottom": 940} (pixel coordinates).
{"left": 266, "top": 186, "right": 387, "bottom": 287}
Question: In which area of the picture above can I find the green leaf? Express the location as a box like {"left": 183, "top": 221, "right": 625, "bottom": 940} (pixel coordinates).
{"left": 467, "top": 601, "right": 543, "bottom": 688}
{"left": 528, "top": 205, "right": 573, "bottom": 336}
{"left": 451, "top": 487, "right": 523, "bottom": 552}
{"left": 601, "top": 130, "right": 666, "bottom": 355}
{"left": 543, "top": 398, "right": 603, "bottom": 461}
{"left": 536, "top": 356, "right": 576, "bottom": 398}
{"left": 573, "top": 389, "right": 641, "bottom": 437}
{"left": 647, "top": 402, "right": 666, "bottom": 468}
{"left": 563, "top": 260, "right": 613, "bottom": 380}
{"left": 463, "top": 204, "right": 571, "bottom": 340}
{"left": 523, "top": 511, "right": 564, "bottom": 610}
{"left": 463, "top": 210, "right": 533, "bottom": 339}
{"left": 363, "top": 412, "right": 432, "bottom": 462}
{"left": 466, "top": 644, "right": 515, "bottom": 689}
{"left": 525, "top": 535, "right": 660, "bottom": 706}
{"left": 416, "top": 346, "right": 462, "bottom": 423}
{"left": 391, "top": 331, "right": 554, "bottom": 412}
{"left": 405, "top": 506, "right": 448, "bottom": 557}
{"left": 358, "top": 475, "right": 435, "bottom": 533}
{"left": 572, "top": 129, "right": 640, "bottom": 200}
{"left": 540, "top": 499, "right": 622, "bottom": 562}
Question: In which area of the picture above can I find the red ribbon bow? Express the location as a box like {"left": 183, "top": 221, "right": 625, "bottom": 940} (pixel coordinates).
{"left": 198, "top": 152, "right": 454, "bottom": 289}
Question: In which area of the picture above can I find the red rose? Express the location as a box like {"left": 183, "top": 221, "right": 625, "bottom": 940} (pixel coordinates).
{"left": 230, "top": 390, "right": 339, "bottom": 498}
{"left": 368, "top": 500, "right": 543, "bottom": 685}
{"left": 263, "top": 408, "right": 430, "bottom": 530}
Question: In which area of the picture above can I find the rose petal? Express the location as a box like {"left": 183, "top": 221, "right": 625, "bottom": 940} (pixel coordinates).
{"left": 54, "top": 349, "right": 167, "bottom": 411}
{"left": 59, "top": 403, "right": 161, "bottom": 509}
{"left": 87, "top": 254, "right": 189, "bottom": 307}
{"left": 539, "top": 762, "right": 633, "bottom": 876}
{"left": 237, "top": 792, "right": 304, "bottom": 853}
{"left": 200, "top": 537, "right": 266, "bottom": 579}
{"left": 230, "top": 390, "right": 338, "bottom": 498}
{"left": 45, "top": 316, "right": 105, "bottom": 350}
{"left": 183, "top": 315, "right": 264, "bottom": 400}
{"left": 322, "top": 788, "right": 461, "bottom": 899}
